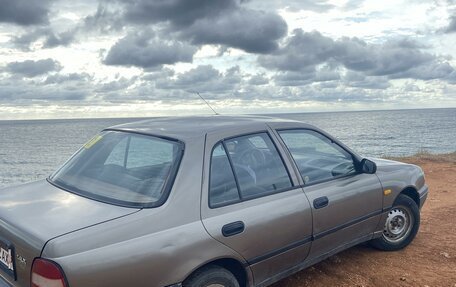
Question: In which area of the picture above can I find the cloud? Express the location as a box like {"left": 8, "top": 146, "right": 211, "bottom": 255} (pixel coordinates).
{"left": 95, "top": 76, "right": 137, "bottom": 94}
{"left": 248, "top": 74, "right": 270, "bottom": 86}
{"left": 0, "top": 0, "right": 52, "bottom": 26}
{"left": 6, "top": 59, "right": 62, "bottom": 77}
{"left": 343, "top": 71, "right": 390, "bottom": 89}
{"left": 122, "top": 0, "right": 237, "bottom": 27}
{"left": 445, "top": 15, "right": 456, "bottom": 33}
{"left": 13, "top": 28, "right": 78, "bottom": 51}
{"left": 117, "top": 0, "right": 287, "bottom": 54}
{"left": 104, "top": 30, "right": 197, "bottom": 68}
{"left": 155, "top": 65, "right": 242, "bottom": 95}
{"left": 248, "top": 0, "right": 335, "bottom": 13}
{"left": 181, "top": 9, "right": 287, "bottom": 54}
{"left": 44, "top": 73, "right": 92, "bottom": 85}
{"left": 0, "top": 75, "right": 89, "bottom": 102}
{"left": 273, "top": 65, "right": 340, "bottom": 87}
{"left": 259, "top": 29, "right": 455, "bottom": 82}
{"left": 83, "top": 4, "right": 124, "bottom": 33}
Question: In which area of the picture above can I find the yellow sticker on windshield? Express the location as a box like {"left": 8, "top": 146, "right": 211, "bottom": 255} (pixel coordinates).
{"left": 84, "top": 135, "right": 103, "bottom": 149}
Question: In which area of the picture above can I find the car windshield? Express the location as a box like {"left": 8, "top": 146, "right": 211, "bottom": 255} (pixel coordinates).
{"left": 49, "top": 131, "right": 184, "bottom": 208}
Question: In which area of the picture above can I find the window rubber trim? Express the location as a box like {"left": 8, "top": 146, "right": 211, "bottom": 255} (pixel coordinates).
{"left": 208, "top": 130, "right": 295, "bottom": 209}
{"left": 48, "top": 130, "right": 185, "bottom": 209}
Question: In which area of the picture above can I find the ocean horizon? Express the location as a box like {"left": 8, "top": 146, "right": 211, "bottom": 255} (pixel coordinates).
{"left": 1, "top": 108, "right": 455, "bottom": 188}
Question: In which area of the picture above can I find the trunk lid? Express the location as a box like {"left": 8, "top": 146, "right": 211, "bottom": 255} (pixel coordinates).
{"left": 0, "top": 180, "right": 138, "bottom": 286}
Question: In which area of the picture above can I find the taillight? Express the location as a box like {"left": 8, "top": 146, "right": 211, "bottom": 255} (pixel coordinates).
{"left": 31, "top": 258, "right": 68, "bottom": 287}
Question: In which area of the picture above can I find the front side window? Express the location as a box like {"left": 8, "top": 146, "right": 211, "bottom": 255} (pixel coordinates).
{"left": 50, "top": 131, "right": 183, "bottom": 207}
{"left": 209, "top": 132, "right": 292, "bottom": 207}
{"left": 279, "top": 129, "right": 356, "bottom": 185}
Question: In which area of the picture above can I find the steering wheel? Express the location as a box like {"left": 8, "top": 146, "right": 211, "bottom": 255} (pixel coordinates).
{"left": 238, "top": 148, "right": 266, "bottom": 168}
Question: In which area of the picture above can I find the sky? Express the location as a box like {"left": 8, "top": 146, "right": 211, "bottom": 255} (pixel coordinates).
{"left": 0, "top": 0, "right": 455, "bottom": 119}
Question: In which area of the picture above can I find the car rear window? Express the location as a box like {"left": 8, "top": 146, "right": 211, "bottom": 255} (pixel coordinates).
{"left": 49, "top": 131, "right": 183, "bottom": 208}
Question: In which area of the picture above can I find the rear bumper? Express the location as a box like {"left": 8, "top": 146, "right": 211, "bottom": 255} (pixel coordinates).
{"left": 418, "top": 184, "right": 429, "bottom": 209}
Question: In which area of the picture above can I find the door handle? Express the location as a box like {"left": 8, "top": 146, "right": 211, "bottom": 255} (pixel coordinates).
{"left": 222, "top": 221, "right": 245, "bottom": 237}
{"left": 313, "top": 196, "right": 329, "bottom": 209}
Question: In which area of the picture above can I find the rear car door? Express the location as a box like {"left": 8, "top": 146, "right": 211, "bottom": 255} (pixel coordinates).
{"left": 201, "top": 127, "right": 313, "bottom": 286}
{"left": 276, "top": 128, "right": 383, "bottom": 258}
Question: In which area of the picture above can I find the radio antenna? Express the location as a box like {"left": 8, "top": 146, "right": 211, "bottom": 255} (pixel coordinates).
{"left": 196, "top": 91, "right": 219, "bottom": 115}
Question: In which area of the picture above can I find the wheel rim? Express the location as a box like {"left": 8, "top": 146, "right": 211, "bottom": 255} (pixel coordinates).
{"left": 207, "top": 285, "right": 225, "bottom": 287}
{"left": 382, "top": 206, "right": 414, "bottom": 243}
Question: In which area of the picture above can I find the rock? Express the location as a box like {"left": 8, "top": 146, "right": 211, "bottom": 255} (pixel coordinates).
{"left": 400, "top": 277, "right": 407, "bottom": 281}
{"left": 440, "top": 251, "right": 451, "bottom": 258}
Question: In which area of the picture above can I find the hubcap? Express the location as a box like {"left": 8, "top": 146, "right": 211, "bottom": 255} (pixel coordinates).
{"left": 383, "top": 206, "right": 413, "bottom": 243}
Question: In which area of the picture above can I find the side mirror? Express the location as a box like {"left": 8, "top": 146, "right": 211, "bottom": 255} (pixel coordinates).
{"left": 361, "top": 158, "right": 377, "bottom": 174}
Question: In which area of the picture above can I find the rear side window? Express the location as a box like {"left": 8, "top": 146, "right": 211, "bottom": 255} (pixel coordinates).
{"left": 209, "top": 132, "right": 292, "bottom": 207}
{"left": 278, "top": 129, "right": 356, "bottom": 185}
{"left": 209, "top": 144, "right": 241, "bottom": 207}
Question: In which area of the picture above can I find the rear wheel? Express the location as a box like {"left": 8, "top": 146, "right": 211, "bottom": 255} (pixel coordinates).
{"left": 371, "top": 194, "right": 420, "bottom": 251}
{"left": 183, "top": 265, "right": 240, "bottom": 287}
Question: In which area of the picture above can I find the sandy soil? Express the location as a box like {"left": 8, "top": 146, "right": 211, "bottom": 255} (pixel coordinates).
{"left": 271, "top": 154, "right": 456, "bottom": 287}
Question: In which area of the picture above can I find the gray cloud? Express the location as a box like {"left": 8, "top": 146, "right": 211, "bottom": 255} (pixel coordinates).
{"left": 6, "top": 59, "right": 62, "bottom": 77}
{"left": 83, "top": 4, "right": 124, "bottom": 33}
{"left": 248, "top": 74, "right": 269, "bottom": 86}
{"left": 0, "top": 78, "right": 89, "bottom": 102}
{"left": 43, "top": 29, "right": 77, "bottom": 48}
{"left": 115, "top": 0, "right": 287, "bottom": 54}
{"left": 248, "top": 0, "right": 335, "bottom": 13}
{"left": 44, "top": 73, "right": 92, "bottom": 85}
{"left": 445, "top": 15, "right": 456, "bottom": 33}
{"left": 259, "top": 29, "right": 455, "bottom": 82}
{"left": 343, "top": 71, "right": 390, "bottom": 89}
{"left": 13, "top": 28, "right": 78, "bottom": 51}
{"left": 273, "top": 65, "right": 340, "bottom": 87}
{"left": 123, "top": 0, "right": 237, "bottom": 27}
{"left": 155, "top": 65, "right": 242, "bottom": 95}
{"left": 181, "top": 9, "right": 287, "bottom": 54}
{"left": 104, "top": 30, "right": 197, "bottom": 68}
{"left": 95, "top": 76, "right": 137, "bottom": 94}
{"left": 0, "top": 0, "right": 52, "bottom": 26}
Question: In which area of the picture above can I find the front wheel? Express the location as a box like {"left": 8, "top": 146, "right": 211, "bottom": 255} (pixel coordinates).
{"left": 183, "top": 265, "right": 240, "bottom": 287}
{"left": 370, "top": 194, "right": 420, "bottom": 251}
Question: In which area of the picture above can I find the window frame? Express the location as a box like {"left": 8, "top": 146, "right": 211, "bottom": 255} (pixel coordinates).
{"left": 208, "top": 131, "right": 295, "bottom": 209}
{"left": 48, "top": 129, "right": 185, "bottom": 209}
{"left": 276, "top": 128, "right": 362, "bottom": 187}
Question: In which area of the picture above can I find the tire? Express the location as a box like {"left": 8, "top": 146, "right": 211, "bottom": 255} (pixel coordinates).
{"left": 370, "top": 194, "right": 420, "bottom": 251}
{"left": 183, "top": 265, "right": 240, "bottom": 287}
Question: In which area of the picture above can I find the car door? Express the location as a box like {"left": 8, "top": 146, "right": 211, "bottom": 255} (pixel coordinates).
{"left": 275, "top": 128, "right": 383, "bottom": 258}
{"left": 201, "top": 127, "right": 313, "bottom": 286}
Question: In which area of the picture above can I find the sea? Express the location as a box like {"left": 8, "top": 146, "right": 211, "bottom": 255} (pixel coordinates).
{"left": 0, "top": 108, "right": 455, "bottom": 188}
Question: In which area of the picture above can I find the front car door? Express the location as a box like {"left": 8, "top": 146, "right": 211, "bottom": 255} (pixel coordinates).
{"left": 272, "top": 124, "right": 383, "bottom": 259}
{"left": 200, "top": 124, "right": 313, "bottom": 286}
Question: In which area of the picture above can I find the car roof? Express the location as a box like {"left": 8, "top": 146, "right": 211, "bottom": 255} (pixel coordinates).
{"left": 106, "top": 115, "right": 306, "bottom": 141}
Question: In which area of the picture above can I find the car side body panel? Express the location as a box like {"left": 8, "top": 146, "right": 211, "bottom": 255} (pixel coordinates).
{"left": 201, "top": 123, "right": 313, "bottom": 285}
{"left": 303, "top": 173, "right": 383, "bottom": 258}
{"left": 41, "top": 134, "right": 252, "bottom": 287}
{"left": 372, "top": 158, "right": 426, "bottom": 208}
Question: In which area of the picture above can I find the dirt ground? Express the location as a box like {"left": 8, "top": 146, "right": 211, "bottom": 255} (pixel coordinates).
{"left": 271, "top": 154, "right": 456, "bottom": 287}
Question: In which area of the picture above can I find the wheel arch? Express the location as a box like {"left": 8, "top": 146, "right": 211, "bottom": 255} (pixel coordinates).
{"left": 183, "top": 257, "right": 249, "bottom": 287}
{"left": 398, "top": 186, "right": 420, "bottom": 207}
